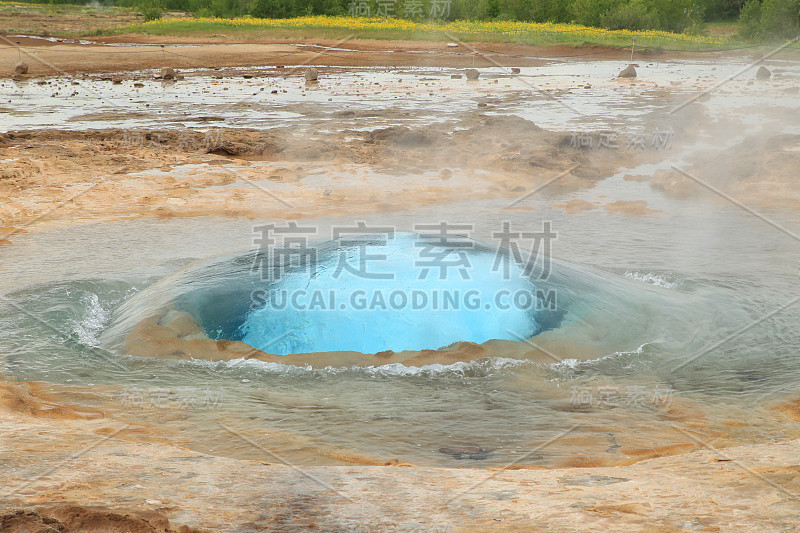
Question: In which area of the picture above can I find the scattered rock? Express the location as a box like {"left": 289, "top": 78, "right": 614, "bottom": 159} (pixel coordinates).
{"left": 618, "top": 64, "right": 637, "bottom": 78}
{"left": 134, "top": 82, "right": 144, "bottom": 88}
{"left": 160, "top": 67, "right": 175, "bottom": 80}
{"left": 305, "top": 67, "right": 318, "bottom": 81}
{"left": 112, "top": 77, "right": 123, "bottom": 85}
{"left": 14, "top": 62, "right": 28, "bottom": 75}
{"left": 446, "top": 42, "right": 458, "bottom": 48}
{"left": 450, "top": 74, "right": 462, "bottom": 79}
{"left": 439, "top": 168, "right": 452, "bottom": 180}
{"left": 756, "top": 65, "right": 771, "bottom": 80}
{"left": 464, "top": 68, "right": 480, "bottom": 81}
{"left": 243, "top": 74, "right": 253, "bottom": 79}
{"left": 511, "top": 67, "right": 521, "bottom": 74}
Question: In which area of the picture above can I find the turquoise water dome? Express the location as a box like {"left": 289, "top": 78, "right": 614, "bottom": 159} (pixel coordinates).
{"left": 238, "top": 233, "right": 542, "bottom": 355}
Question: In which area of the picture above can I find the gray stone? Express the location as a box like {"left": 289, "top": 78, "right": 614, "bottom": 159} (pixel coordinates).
{"left": 465, "top": 68, "right": 480, "bottom": 80}
{"left": 618, "top": 64, "right": 637, "bottom": 78}
{"left": 14, "top": 61, "right": 28, "bottom": 75}
{"left": 305, "top": 67, "right": 319, "bottom": 81}
{"left": 756, "top": 65, "right": 771, "bottom": 80}
{"left": 160, "top": 67, "right": 175, "bottom": 80}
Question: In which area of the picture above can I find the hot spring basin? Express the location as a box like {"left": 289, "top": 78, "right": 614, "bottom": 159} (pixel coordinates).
{"left": 108, "top": 232, "right": 569, "bottom": 363}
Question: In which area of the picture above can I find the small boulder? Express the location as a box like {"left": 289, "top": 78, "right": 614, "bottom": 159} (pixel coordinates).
{"left": 465, "top": 68, "right": 480, "bottom": 80}
{"left": 756, "top": 65, "right": 771, "bottom": 80}
{"left": 305, "top": 67, "right": 318, "bottom": 81}
{"left": 160, "top": 67, "right": 175, "bottom": 80}
{"left": 14, "top": 61, "right": 28, "bottom": 75}
{"left": 511, "top": 67, "right": 521, "bottom": 74}
{"left": 450, "top": 74, "right": 462, "bottom": 79}
{"left": 618, "top": 64, "right": 637, "bottom": 78}
{"left": 112, "top": 77, "right": 123, "bottom": 84}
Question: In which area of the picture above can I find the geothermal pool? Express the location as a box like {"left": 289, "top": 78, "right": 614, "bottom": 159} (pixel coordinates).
{"left": 2, "top": 195, "right": 800, "bottom": 467}
{"left": 2, "top": 56, "right": 800, "bottom": 468}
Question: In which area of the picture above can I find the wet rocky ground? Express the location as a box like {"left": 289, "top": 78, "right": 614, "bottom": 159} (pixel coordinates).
{"left": 3, "top": 46, "right": 800, "bottom": 531}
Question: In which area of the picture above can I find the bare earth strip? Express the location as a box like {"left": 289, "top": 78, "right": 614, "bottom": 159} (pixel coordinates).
{"left": 0, "top": 37, "right": 732, "bottom": 79}
{"left": 1, "top": 400, "right": 799, "bottom": 532}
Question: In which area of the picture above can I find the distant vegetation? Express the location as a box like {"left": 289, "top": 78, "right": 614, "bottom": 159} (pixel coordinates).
{"left": 9, "top": 0, "right": 800, "bottom": 40}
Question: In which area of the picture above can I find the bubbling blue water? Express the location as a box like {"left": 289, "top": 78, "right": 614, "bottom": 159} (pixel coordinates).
{"left": 238, "top": 234, "right": 541, "bottom": 355}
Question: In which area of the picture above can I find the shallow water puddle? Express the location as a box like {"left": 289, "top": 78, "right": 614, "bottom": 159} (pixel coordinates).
{"left": 3, "top": 58, "right": 799, "bottom": 133}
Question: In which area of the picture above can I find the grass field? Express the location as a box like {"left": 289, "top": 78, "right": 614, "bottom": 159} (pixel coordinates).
{"left": 107, "top": 15, "right": 741, "bottom": 50}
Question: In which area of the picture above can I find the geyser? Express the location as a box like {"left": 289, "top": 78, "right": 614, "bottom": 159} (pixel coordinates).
{"left": 237, "top": 233, "right": 544, "bottom": 355}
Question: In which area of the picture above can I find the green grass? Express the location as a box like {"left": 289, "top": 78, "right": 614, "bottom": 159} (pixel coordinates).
{"left": 101, "top": 17, "right": 755, "bottom": 52}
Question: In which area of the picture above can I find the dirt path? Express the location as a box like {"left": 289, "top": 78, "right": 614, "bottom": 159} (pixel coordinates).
{"left": 1, "top": 35, "right": 726, "bottom": 78}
